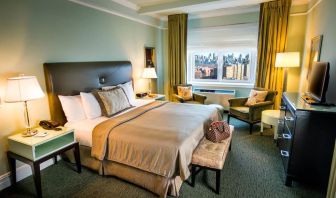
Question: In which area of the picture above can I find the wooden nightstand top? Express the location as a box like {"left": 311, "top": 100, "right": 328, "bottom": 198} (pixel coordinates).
{"left": 8, "top": 127, "right": 74, "bottom": 147}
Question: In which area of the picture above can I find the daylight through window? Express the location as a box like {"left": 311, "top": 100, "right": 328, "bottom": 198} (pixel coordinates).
{"left": 187, "top": 23, "right": 258, "bottom": 86}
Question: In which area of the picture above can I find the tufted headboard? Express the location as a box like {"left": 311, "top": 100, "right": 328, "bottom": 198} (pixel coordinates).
{"left": 44, "top": 61, "right": 132, "bottom": 125}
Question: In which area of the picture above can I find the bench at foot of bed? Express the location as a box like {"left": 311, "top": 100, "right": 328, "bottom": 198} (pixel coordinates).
{"left": 190, "top": 125, "right": 234, "bottom": 194}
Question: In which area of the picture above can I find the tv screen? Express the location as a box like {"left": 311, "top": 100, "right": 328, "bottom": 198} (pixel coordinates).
{"left": 308, "top": 62, "right": 330, "bottom": 102}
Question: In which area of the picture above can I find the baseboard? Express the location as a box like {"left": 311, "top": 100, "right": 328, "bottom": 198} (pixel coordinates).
{"left": 0, "top": 157, "right": 59, "bottom": 191}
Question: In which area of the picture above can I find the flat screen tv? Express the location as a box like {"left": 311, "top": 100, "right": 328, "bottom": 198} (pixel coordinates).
{"left": 308, "top": 62, "right": 330, "bottom": 103}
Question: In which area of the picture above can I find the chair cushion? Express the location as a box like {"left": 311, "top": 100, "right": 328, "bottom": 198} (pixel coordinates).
{"left": 192, "top": 125, "right": 234, "bottom": 169}
{"left": 177, "top": 86, "right": 193, "bottom": 101}
{"left": 230, "top": 106, "right": 249, "bottom": 120}
{"left": 245, "top": 90, "right": 268, "bottom": 106}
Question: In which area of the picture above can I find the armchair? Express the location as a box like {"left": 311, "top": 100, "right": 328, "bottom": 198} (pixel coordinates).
{"left": 173, "top": 84, "right": 207, "bottom": 104}
{"left": 227, "top": 88, "right": 277, "bottom": 134}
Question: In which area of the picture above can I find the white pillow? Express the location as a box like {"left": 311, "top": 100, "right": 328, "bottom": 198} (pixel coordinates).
{"left": 80, "top": 92, "right": 102, "bottom": 119}
{"left": 117, "top": 81, "right": 136, "bottom": 105}
{"left": 58, "top": 95, "right": 86, "bottom": 122}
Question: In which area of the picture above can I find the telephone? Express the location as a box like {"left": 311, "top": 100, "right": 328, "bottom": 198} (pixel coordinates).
{"left": 39, "top": 120, "right": 61, "bottom": 131}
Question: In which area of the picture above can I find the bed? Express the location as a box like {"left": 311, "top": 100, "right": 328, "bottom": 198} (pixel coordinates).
{"left": 43, "top": 61, "right": 219, "bottom": 197}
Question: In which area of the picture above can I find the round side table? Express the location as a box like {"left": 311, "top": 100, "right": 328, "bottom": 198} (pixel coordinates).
{"left": 261, "top": 110, "right": 281, "bottom": 140}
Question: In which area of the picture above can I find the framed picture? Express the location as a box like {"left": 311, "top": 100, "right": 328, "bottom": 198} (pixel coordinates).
{"left": 307, "top": 35, "right": 323, "bottom": 79}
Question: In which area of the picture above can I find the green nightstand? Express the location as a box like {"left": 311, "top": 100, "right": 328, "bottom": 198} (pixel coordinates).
{"left": 7, "top": 127, "right": 81, "bottom": 198}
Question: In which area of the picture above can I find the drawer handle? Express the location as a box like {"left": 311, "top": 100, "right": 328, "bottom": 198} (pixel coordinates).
{"left": 285, "top": 116, "right": 294, "bottom": 122}
{"left": 280, "top": 105, "right": 286, "bottom": 110}
{"left": 281, "top": 150, "right": 289, "bottom": 157}
{"left": 282, "top": 133, "right": 291, "bottom": 139}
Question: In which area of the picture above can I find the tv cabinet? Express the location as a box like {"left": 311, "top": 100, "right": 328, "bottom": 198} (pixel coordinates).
{"left": 278, "top": 92, "right": 336, "bottom": 190}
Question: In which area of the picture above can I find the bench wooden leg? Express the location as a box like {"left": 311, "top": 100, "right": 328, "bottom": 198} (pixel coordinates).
{"left": 191, "top": 165, "right": 196, "bottom": 187}
{"left": 249, "top": 123, "right": 253, "bottom": 134}
{"left": 227, "top": 114, "right": 230, "bottom": 124}
{"left": 216, "top": 169, "right": 221, "bottom": 194}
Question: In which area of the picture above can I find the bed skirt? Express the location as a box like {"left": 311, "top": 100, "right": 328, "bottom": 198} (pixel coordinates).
{"left": 64, "top": 145, "right": 183, "bottom": 197}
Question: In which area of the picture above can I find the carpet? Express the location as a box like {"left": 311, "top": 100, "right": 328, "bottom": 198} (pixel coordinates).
{"left": 0, "top": 117, "right": 324, "bottom": 198}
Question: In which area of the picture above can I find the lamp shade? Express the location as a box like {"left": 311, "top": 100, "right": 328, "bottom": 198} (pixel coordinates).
{"left": 142, "top": 67, "right": 157, "bottom": 79}
{"left": 5, "top": 76, "right": 45, "bottom": 103}
{"left": 275, "top": 52, "right": 300, "bottom": 68}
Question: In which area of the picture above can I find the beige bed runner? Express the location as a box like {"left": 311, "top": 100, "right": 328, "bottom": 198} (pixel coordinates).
{"left": 92, "top": 101, "right": 218, "bottom": 180}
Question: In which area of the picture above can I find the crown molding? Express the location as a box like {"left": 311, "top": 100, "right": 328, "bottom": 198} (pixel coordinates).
{"left": 290, "top": 0, "right": 322, "bottom": 16}
{"left": 68, "top": 0, "right": 165, "bottom": 29}
{"left": 111, "top": 0, "right": 140, "bottom": 11}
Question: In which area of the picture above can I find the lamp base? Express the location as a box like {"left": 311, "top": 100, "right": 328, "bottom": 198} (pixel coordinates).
{"left": 22, "top": 128, "right": 38, "bottom": 137}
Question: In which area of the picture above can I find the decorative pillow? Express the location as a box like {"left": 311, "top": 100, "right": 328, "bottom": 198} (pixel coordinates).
{"left": 94, "top": 87, "right": 133, "bottom": 117}
{"left": 80, "top": 92, "right": 102, "bottom": 119}
{"left": 102, "top": 85, "right": 116, "bottom": 90}
{"left": 102, "top": 81, "right": 136, "bottom": 105}
{"left": 58, "top": 95, "right": 87, "bottom": 122}
{"left": 117, "top": 81, "right": 136, "bottom": 105}
{"left": 245, "top": 90, "right": 268, "bottom": 106}
{"left": 177, "top": 86, "right": 193, "bottom": 101}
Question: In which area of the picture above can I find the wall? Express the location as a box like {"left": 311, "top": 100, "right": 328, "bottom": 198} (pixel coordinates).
{"left": 299, "top": 0, "right": 336, "bottom": 103}
{"left": 0, "top": 0, "right": 163, "bottom": 176}
{"left": 286, "top": 5, "right": 307, "bottom": 92}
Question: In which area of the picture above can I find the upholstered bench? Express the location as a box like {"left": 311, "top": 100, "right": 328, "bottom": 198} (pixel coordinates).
{"left": 191, "top": 125, "right": 234, "bottom": 194}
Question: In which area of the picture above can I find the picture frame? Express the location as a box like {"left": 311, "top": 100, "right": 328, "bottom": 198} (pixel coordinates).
{"left": 306, "top": 35, "right": 323, "bottom": 79}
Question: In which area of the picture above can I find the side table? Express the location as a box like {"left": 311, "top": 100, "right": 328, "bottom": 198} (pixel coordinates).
{"left": 261, "top": 110, "right": 281, "bottom": 140}
{"left": 7, "top": 127, "right": 81, "bottom": 197}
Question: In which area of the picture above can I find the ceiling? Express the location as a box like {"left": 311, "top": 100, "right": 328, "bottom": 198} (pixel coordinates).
{"left": 111, "top": 0, "right": 310, "bottom": 20}
{"left": 71, "top": 0, "right": 310, "bottom": 24}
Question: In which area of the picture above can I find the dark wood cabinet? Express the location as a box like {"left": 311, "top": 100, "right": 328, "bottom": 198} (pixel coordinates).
{"left": 278, "top": 92, "right": 336, "bottom": 191}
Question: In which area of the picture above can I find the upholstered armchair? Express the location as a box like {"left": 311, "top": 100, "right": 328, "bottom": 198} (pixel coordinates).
{"left": 173, "top": 84, "right": 207, "bottom": 104}
{"left": 227, "top": 87, "right": 277, "bottom": 134}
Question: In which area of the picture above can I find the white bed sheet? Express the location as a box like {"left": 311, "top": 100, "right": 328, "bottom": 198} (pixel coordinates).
{"left": 65, "top": 99, "right": 155, "bottom": 147}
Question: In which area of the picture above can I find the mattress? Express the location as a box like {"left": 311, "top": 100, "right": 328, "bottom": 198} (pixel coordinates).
{"left": 65, "top": 99, "right": 154, "bottom": 147}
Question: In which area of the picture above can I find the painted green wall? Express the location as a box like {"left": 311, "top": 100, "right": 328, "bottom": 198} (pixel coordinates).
{"left": 299, "top": 0, "right": 336, "bottom": 102}
{"left": 286, "top": 11, "right": 307, "bottom": 92}
{"left": 0, "top": 0, "right": 163, "bottom": 175}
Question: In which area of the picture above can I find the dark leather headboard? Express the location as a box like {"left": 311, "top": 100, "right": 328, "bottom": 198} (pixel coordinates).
{"left": 44, "top": 61, "right": 132, "bottom": 125}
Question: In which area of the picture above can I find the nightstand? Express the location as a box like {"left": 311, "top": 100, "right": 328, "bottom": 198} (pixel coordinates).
{"left": 7, "top": 127, "right": 81, "bottom": 198}
{"left": 139, "top": 94, "right": 165, "bottom": 101}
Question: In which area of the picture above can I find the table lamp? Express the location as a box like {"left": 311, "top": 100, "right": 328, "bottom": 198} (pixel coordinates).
{"left": 142, "top": 62, "right": 157, "bottom": 97}
{"left": 275, "top": 52, "right": 300, "bottom": 92}
{"left": 5, "top": 75, "right": 45, "bottom": 137}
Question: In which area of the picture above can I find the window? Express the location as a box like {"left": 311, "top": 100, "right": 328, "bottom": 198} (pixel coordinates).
{"left": 187, "top": 23, "right": 258, "bottom": 86}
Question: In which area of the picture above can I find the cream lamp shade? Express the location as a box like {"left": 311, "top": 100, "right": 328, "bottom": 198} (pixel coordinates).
{"left": 275, "top": 52, "right": 300, "bottom": 68}
{"left": 5, "top": 75, "right": 45, "bottom": 102}
{"left": 142, "top": 67, "right": 157, "bottom": 79}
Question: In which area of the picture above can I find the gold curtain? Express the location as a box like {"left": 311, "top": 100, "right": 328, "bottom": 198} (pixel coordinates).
{"left": 327, "top": 141, "right": 336, "bottom": 198}
{"left": 168, "top": 14, "right": 188, "bottom": 101}
{"left": 255, "top": 0, "right": 292, "bottom": 108}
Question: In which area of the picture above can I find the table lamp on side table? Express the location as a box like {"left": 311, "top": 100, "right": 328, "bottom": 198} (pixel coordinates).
{"left": 5, "top": 75, "right": 45, "bottom": 137}
{"left": 275, "top": 52, "right": 300, "bottom": 92}
{"left": 142, "top": 61, "right": 157, "bottom": 97}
